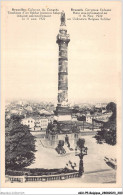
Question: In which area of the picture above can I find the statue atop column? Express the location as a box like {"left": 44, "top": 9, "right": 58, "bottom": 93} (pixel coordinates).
{"left": 60, "top": 11, "right": 66, "bottom": 26}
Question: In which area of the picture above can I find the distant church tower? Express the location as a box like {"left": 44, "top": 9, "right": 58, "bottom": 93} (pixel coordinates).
{"left": 54, "top": 11, "right": 72, "bottom": 121}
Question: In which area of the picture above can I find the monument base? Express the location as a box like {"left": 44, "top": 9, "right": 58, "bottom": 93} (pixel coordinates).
{"left": 52, "top": 105, "right": 80, "bottom": 133}
{"left": 54, "top": 105, "right": 72, "bottom": 122}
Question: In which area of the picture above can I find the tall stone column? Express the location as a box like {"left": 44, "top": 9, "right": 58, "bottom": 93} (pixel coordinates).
{"left": 56, "top": 11, "right": 70, "bottom": 106}
{"left": 55, "top": 11, "right": 72, "bottom": 122}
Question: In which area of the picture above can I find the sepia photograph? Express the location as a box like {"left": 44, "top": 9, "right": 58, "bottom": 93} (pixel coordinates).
{"left": 1, "top": 1, "right": 122, "bottom": 188}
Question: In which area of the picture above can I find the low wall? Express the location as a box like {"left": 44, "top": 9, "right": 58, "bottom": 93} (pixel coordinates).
{"left": 6, "top": 172, "right": 79, "bottom": 183}
{"left": 79, "top": 131, "right": 97, "bottom": 136}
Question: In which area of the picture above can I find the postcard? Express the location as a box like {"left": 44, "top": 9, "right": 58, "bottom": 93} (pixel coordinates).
{"left": 1, "top": 1, "right": 122, "bottom": 188}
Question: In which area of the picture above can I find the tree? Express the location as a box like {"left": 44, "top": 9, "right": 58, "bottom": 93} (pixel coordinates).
{"left": 5, "top": 116, "right": 36, "bottom": 170}
{"left": 77, "top": 115, "right": 86, "bottom": 121}
{"left": 46, "top": 121, "right": 58, "bottom": 134}
{"left": 106, "top": 102, "right": 116, "bottom": 113}
{"left": 94, "top": 102, "right": 116, "bottom": 146}
{"left": 106, "top": 102, "right": 116, "bottom": 121}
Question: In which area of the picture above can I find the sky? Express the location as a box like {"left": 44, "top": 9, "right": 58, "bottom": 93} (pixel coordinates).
{"left": 2, "top": 1, "right": 121, "bottom": 104}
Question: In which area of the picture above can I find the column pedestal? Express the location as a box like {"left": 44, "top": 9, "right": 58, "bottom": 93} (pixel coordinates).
{"left": 54, "top": 105, "right": 72, "bottom": 122}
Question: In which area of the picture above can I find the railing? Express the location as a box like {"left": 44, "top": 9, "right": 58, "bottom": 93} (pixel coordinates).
{"left": 6, "top": 171, "right": 79, "bottom": 183}
{"left": 7, "top": 176, "right": 24, "bottom": 183}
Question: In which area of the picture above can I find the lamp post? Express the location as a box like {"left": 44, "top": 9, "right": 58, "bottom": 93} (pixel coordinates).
{"left": 75, "top": 138, "right": 88, "bottom": 177}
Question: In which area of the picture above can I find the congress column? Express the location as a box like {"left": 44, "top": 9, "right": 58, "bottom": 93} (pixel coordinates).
{"left": 54, "top": 11, "right": 72, "bottom": 122}
{"left": 56, "top": 11, "right": 70, "bottom": 106}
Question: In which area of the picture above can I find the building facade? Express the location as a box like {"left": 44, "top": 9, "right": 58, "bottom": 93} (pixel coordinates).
{"left": 86, "top": 112, "right": 112, "bottom": 124}
{"left": 21, "top": 116, "right": 48, "bottom": 131}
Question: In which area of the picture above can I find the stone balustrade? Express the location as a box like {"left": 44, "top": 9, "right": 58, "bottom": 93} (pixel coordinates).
{"left": 6, "top": 171, "right": 79, "bottom": 183}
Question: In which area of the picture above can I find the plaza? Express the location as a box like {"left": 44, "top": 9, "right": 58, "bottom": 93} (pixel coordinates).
{"left": 28, "top": 132, "right": 116, "bottom": 183}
